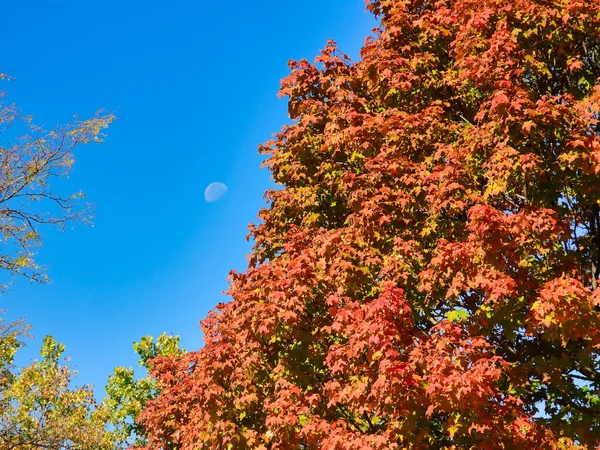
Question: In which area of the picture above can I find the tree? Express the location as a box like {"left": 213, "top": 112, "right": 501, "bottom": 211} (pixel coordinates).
{"left": 0, "top": 75, "right": 117, "bottom": 447}
{"left": 0, "top": 316, "right": 118, "bottom": 449}
{"left": 0, "top": 73, "right": 112, "bottom": 287}
{"left": 138, "top": 0, "right": 600, "bottom": 448}
{"left": 104, "top": 334, "right": 184, "bottom": 448}
{"left": 0, "top": 320, "right": 182, "bottom": 450}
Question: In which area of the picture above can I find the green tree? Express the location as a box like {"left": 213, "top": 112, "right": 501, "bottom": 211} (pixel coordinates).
{"left": 104, "top": 334, "right": 184, "bottom": 447}
{"left": 0, "top": 317, "right": 118, "bottom": 449}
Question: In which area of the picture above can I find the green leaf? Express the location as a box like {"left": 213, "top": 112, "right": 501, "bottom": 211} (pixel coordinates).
{"left": 446, "top": 309, "right": 469, "bottom": 322}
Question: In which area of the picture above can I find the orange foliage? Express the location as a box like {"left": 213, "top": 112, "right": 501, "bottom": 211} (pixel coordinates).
{"left": 139, "top": 0, "right": 600, "bottom": 447}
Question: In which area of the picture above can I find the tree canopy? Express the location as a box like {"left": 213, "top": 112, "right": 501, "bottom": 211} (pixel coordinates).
{"left": 0, "top": 74, "right": 112, "bottom": 287}
{"left": 0, "top": 317, "right": 117, "bottom": 449}
{"left": 0, "top": 314, "right": 183, "bottom": 449}
{"left": 0, "top": 76, "right": 118, "bottom": 448}
{"left": 104, "top": 333, "right": 184, "bottom": 448}
{"left": 137, "top": 0, "right": 600, "bottom": 448}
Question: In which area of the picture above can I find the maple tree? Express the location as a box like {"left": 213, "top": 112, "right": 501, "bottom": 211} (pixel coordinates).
{"left": 139, "top": 0, "right": 600, "bottom": 448}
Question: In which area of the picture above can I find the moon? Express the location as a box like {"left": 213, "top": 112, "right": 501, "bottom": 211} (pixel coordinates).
{"left": 204, "top": 182, "right": 228, "bottom": 203}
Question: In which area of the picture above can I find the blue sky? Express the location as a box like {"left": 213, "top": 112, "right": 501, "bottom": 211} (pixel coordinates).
{"left": 2, "top": 1, "right": 377, "bottom": 396}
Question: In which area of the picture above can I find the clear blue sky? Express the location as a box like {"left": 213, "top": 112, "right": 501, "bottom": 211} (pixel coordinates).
{"left": 2, "top": 1, "right": 377, "bottom": 396}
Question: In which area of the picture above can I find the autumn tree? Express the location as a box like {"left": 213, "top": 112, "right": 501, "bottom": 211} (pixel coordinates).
{"left": 0, "top": 73, "right": 112, "bottom": 287}
{"left": 139, "top": 0, "right": 600, "bottom": 448}
{"left": 0, "top": 76, "right": 117, "bottom": 447}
